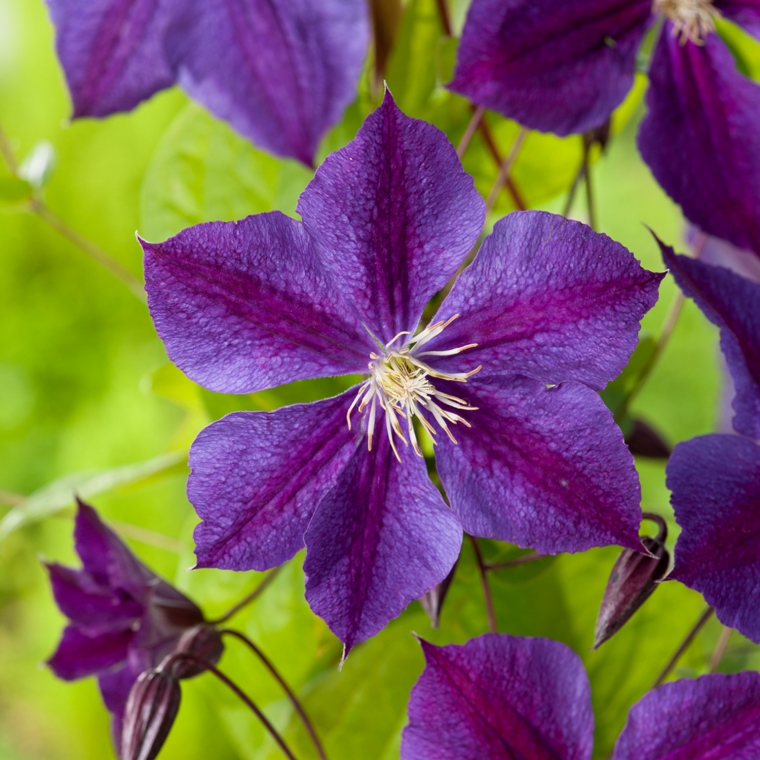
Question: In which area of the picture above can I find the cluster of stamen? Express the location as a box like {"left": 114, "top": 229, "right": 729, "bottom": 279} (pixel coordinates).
{"left": 347, "top": 315, "right": 481, "bottom": 462}
{"left": 654, "top": 0, "right": 720, "bottom": 44}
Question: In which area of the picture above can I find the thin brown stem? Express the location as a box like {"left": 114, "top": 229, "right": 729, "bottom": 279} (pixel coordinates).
{"left": 0, "top": 489, "right": 25, "bottom": 508}
{"left": 107, "top": 518, "right": 184, "bottom": 553}
{"left": 652, "top": 606, "right": 713, "bottom": 688}
{"left": 169, "top": 653, "right": 299, "bottom": 760}
{"left": 478, "top": 121, "right": 527, "bottom": 211}
{"left": 435, "top": 0, "right": 453, "bottom": 36}
{"left": 583, "top": 148, "right": 596, "bottom": 231}
{"left": 210, "top": 566, "right": 282, "bottom": 625}
{"left": 486, "top": 551, "right": 544, "bottom": 572}
{"left": 485, "top": 128, "right": 528, "bottom": 214}
{"left": 221, "top": 630, "right": 327, "bottom": 760}
{"left": 562, "top": 162, "right": 585, "bottom": 218}
{"left": 641, "top": 512, "right": 668, "bottom": 544}
{"left": 468, "top": 535, "right": 497, "bottom": 633}
{"left": 29, "top": 200, "right": 146, "bottom": 301}
{"left": 457, "top": 105, "right": 485, "bottom": 160}
{"left": 708, "top": 626, "right": 732, "bottom": 673}
{"left": 0, "top": 122, "right": 19, "bottom": 173}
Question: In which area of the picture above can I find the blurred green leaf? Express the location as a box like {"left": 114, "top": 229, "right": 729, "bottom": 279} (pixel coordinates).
{"left": 0, "top": 451, "right": 186, "bottom": 541}
{"left": 601, "top": 334, "right": 657, "bottom": 418}
{"left": 139, "top": 104, "right": 312, "bottom": 241}
{"left": 0, "top": 174, "right": 32, "bottom": 204}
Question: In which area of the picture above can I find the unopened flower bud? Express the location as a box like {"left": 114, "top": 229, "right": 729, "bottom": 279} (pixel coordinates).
{"left": 168, "top": 623, "right": 224, "bottom": 680}
{"left": 625, "top": 418, "right": 672, "bottom": 459}
{"left": 594, "top": 514, "right": 670, "bottom": 649}
{"left": 121, "top": 670, "right": 181, "bottom": 760}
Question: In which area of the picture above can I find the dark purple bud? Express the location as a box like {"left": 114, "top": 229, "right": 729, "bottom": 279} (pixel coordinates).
{"left": 625, "top": 418, "right": 672, "bottom": 459}
{"left": 121, "top": 670, "right": 181, "bottom": 760}
{"left": 594, "top": 514, "right": 670, "bottom": 649}
{"left": 419, "top": 557, "right": 459, "bottom": 629}
{"left": 167, "top": 624, "right": 224, "bottom": 680}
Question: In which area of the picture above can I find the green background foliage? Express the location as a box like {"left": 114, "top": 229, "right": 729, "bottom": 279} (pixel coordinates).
{"left": 1, "top": 1, "right": 758, "bottom": 758}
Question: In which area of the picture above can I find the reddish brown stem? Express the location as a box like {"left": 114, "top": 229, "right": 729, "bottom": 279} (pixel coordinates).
{"left": 468, "top": 535, "right": 497, "bottom": 633}
{"left": 210, "top": 566, "right": 282, "bottom": 625}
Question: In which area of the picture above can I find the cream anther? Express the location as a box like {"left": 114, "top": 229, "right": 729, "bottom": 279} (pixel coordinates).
{"left": 654, "top": 0, "right": 720, "bottom": 44}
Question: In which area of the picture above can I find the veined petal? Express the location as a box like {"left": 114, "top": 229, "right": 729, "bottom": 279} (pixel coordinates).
{"left": 298, "top": 90, "right": 485, "bottom": 342}
{"left": 47, "top": 625, "right": 132, "bottom": 681}
{"left": 659, "top": 239, "right": 760, "bottom": 439}
{"left": 176, "top": 0, "right": 369, "bottom": 165}
{"left": 401, "top": 634, "right": 594, "bottom": 760}
{"left": 45, "top": 0, "right": 188, "bottom": 117}
{"left": 190, "top": 391, "right": 360, "bottom": 571}
{"left": 303, "top": 422, "right": 462, "bottom": 653}
{"left": 46, "top": 563, "right": 142, "bottom": 634}
{"left": 668, "top": 435, "right": 760, "bottom": 642}
{"left": 429, "top": 212, "right": 663, "bottom": 390}
{"left": 612, "top": 671, "right": 760, "bottom": 759}
{"left": 142, "top": 212, "right": 370, "bottom": 394}
{"left": 449, "top": 0, "right": 652, "bottom": 135}
{"left": 697, "top": 229, "right": 760, "bottom": 283}
{"left": 716, "top": 1, "right": 760, "bottom": 40}
{"left": 638, "top": 31, "right": 760, "bottom": 257}
{"left": 435, "top": 376, "right": 643, "bottom": 555}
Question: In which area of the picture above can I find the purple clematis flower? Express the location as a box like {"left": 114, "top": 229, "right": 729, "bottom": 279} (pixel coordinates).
{"left": 451, "top": 0, "right": 760, "bottom": 257}
{"left": 46, "top": 499, "right": 208, "bottom": 746}
{"left": 45, "top": 0, "right": 369, "bottom": 165}
{"left": 402, "top": 632, "right": 760, "bottom": 759}
{"left": 142, "top": 92, "right": 662, "bottom": 653}
{"left": 658, "top": 238, "right": 760, "bottom": 642}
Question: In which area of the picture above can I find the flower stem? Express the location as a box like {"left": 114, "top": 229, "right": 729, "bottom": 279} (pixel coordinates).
{"left": 0, "top": 489, "right": 25, "bottom": 507}
{"left": 485, "top": 128, "right": 528, "bottom": 215}
{"left": 0, "top": 122, "right": 19, "bottom": 173}
{"left": 221, "top": 629, "right": 328, "bottom": 760}
{"left": 583, "top": 146, "right": 596, "bottom": 231}
{"left": 485, "top": 551, "right": 544, "bottom": 572}
{"left": 456, "top": 105, "right": 485, "bottom": 160}
{"left": 435, "top": 0, "right": 453, "bottom": 35}
{"left": 169, "top": 653, "right": 300, "bottom": 760}
{"left": 468, "top": 535, "right": 497, "bottom": 633}
{"left": 478, "top": 121, "right": 527, "bottom": 211}
{"left": 708, "top": 625, "right": 732, "bottom": 673}
{"left": 210, "top": 566, "right": 283, "bottom": 625}
{"left": 652, "top": 606, "right": 713, "bottom": 688}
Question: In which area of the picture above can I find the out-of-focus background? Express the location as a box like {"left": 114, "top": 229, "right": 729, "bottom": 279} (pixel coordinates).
{"left": 1, "top": 1, "right": 758, "bottom": 758}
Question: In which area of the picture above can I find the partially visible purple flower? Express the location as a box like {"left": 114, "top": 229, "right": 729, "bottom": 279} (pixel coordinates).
{"left": 45, "top": 0, "right": 369, "bottom": 165}
{"left": 46, "top": 499, "right": 208, "bottom": 746}
{"left": 451, "top": 0, "right": 760, "bottom": 257}
{"left": 142, "top": 92, "right": 662, "bottom": 653}
{"left": 402, "top": 632, "right": 760, "bottom": 759}
{"left": 659, "top": 238, "right": 760, "bottom": 641}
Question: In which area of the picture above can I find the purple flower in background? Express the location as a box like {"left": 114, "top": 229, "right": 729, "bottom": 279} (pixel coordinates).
{"left": 46, "top": 499, "right": 207, "bottom": 745}
{"left": 45, "top": 0, "right": 369, "bottom": 165}
{"left": 142, "top": 92, "right": 661, "bottom": 653}
{"left": 451, "top": 0, "right": 760, "bottom": 257}
{"left": 402, "top": 632, "right": 760, "bottom": 759}
{"left": 659, "top": 239, "right": 760, "bottom": 641}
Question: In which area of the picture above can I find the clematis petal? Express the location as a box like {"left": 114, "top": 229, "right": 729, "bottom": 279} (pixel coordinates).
{"left": 435, "top": 376, "right": 642, "bottom": 555}
{"left": 45, "top": 0, "right": 190, "bottom": 118}
{"left": 401, "top": 634, "right": 594, "bottom": 760}
{"left": 47, "top": 625, "right": 132, "bottom": 681}
{"left": 46, "top": 563, "right": 142, "bottom": 634}
{"left": 612, "top": 671, "right": 760, "bottom": 759}
{"left": 716, "top": 1, "right": 760, "bottom": 40}
{"left": 99, "top": 661, "right": 143, "bottom": 745}
{"left": 176, "top": 0, "right": 369, "bottom": 165}
{"left": 297, "top": 90, "right": 485, "bottom": 342}
{"left": 429, "top": 212, "right": 663, "bottom": 390}
{"left": 668, "top": 435, "right": 760, "bottom": 642}
{"left": 449, "top": 0, "right": 652, "bottom": 135}
{"left": 659, "top": 240, "right": 760, "bottom": 439}
{"left": 74, "top": 499, "right": 153, "bottom": 594}
{"left": 303, "top": 422, "right": 462, "bottom": 653}
{"left": 638, "top": 32, "right": 760, "bottom": 257}
{"left": 190, "top": 391, "right": 359, "bottom": 571}
{"left": 697, "top": 229, "right": 760, "bottom": 283}
{"left": 142, "top": 212, "right": 370, "bottom": 394}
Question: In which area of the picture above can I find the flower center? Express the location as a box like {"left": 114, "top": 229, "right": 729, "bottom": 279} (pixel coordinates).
{"left": 654, "top": 0, "right": 720, "bottom": 43}
{"left": 347, "top": 315, "right": 481, "bottom": 461}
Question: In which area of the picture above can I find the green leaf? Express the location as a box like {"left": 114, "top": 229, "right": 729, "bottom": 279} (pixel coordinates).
{"left": 0, "top": 451, "right": 186, "bottom": 541}
{"left": 139, "top": 104, "right": 312, "bottom": 241}
{"left": 600, "top": 334, "right": 657, "bottom": 416}
{"left": 0, "top": 175, "right": 32, "bottom": 204}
